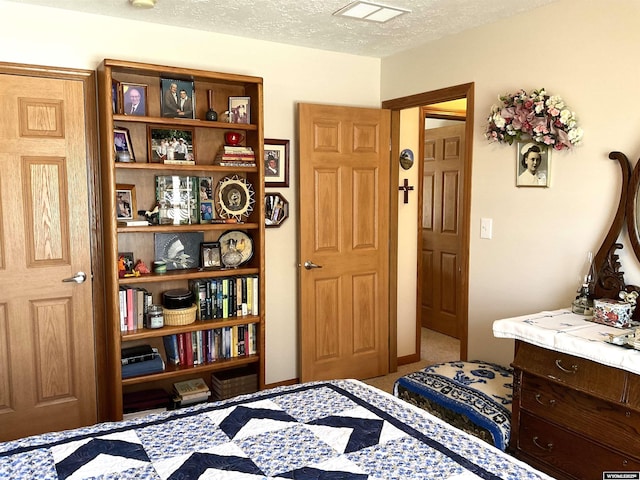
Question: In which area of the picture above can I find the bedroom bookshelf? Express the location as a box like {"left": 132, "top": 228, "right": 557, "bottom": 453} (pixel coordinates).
{"left": 97, "top": 59, "right": 265, "bottom": 420}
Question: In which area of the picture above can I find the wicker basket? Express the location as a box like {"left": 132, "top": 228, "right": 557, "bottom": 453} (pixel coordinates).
{"left": 163, "top": 304, "right": 197, "bottom": 326}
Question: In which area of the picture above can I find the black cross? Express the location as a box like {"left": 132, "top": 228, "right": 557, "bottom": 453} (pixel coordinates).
{"left": 399, "top": 178, "right": 414, "bottom": 204}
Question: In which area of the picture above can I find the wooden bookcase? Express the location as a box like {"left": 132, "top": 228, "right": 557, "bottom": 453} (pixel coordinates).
{"left": 97, "top": 59, "right": 265, "bottom": 420}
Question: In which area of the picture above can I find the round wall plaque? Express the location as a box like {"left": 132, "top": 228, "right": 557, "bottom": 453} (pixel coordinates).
{"left": 400, "top": 148, "right": 414, "bottom": 170}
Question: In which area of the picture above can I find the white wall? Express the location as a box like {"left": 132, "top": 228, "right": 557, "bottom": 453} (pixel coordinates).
{"left": 0, "top": 0, "right": 381, "bottom": 385}
{"left": 381, "top": 0, "right": 640, "bottom": 365}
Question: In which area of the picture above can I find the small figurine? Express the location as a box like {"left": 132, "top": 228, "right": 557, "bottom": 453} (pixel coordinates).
{"left": 133, "top": 259, "right": 151, "bottom": 274}
{"left": 142, "top": 204, "right": 160, "bottom": 225}
{"left": 118, "top": 256, "right": 127, "bottom": 278}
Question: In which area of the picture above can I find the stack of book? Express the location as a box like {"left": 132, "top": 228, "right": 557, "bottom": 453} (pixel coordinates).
{"left": 214, "top": 145, "right": 256, "bottom": 167}
{"left": 121, "top": 344, "right": 165, "bottom": 379}
{"left": 173, "top": 377, "right": 211, "bottom": 407}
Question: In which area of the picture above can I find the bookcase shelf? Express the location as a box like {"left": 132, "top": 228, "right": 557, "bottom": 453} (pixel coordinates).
{"left": 122, "top": 355, "right": 260, "bottom": 386}
{"left": 98, "top": 58, "right": 265, "bottom": 420}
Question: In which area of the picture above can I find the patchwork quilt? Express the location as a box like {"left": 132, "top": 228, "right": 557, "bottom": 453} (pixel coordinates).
{"left": 0, "top": 379, "right": 549, "bottom": 480}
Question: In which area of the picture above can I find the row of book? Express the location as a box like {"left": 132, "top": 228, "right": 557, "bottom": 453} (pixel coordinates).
{"left": 162, "top": 323, "right": 258, "bottom": 367}
{"left": 119, "top": 286, "right": 152, "bottom": 332}
{"left": 214, "top": 145, "right": 256, "bottom": 167}
{"left": 189, "top": 275, "right": 259, "bottom": 321}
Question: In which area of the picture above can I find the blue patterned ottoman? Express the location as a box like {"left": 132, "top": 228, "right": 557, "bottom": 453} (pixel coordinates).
{"left": 393, "top": 360, "right": 512, "bottom": 450}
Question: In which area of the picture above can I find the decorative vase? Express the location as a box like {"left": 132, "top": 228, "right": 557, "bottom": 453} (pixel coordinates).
{"left": 205, "top": 90, "right": 218, "bottom": 121}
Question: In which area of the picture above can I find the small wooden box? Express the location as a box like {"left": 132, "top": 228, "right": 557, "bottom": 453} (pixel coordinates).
{"left": 212, "top": 368, "right": 258, "bottom": 400}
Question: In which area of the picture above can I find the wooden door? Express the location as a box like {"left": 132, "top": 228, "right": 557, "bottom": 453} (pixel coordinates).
{"left": 0, "top": 72, "right": 97, "bottom": 441}
{"left": 421, "top": 124, "right": 466, "bottom": 338}
{"left": 298, "top": 103, "right": 390, "bottom": 382}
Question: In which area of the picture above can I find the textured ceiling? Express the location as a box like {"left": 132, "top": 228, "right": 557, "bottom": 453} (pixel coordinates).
{"left": 6, "top": 0, "right": 558, "bottom": 57}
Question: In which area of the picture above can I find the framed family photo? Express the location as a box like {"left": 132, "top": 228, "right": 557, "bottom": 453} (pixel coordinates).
{"left": 516, "top": 142, "right": 550, "bottom": 187}
{"left": 264, "top": 138, "right": 290, "bottom": 187}
{"left": 148, "top": 127, "right": 195, "bottom": 163}
{"left": 116, "top": 184, "right": 136, "bottom": 220}
{"left": 161, "top": 78, "right": 195, "bottom": 119}
{"left": 121, "top": 82, "right": 147, "bottom": 116}
{"left": 114, "top": 127, "right": 135, "bottom": 162}
{"left": 228, "top": 96, "right": 250, "bottom": 124}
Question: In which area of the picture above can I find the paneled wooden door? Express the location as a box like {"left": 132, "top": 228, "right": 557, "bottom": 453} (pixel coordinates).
{"left": 0, "top": 71, "right": 97, "bottom": 441}
{"left": 298, "top": 103, "right": 390, "bottom": 381}
{"left": 421, "top": 124, "right": 466, "bottom": 338}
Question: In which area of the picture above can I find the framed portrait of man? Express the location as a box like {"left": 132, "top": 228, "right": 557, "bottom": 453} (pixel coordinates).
{"left": 161, "top": 78, "right": 195, "bottom": 119}
{"left": 122, "top": 83, "right": 147, "bottom": 116}
{"left": 516, "top": 142, "right": 550, "bottom": 187}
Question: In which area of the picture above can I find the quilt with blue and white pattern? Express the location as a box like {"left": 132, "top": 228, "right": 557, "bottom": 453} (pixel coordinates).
{"left": 0, "top": 379, "right": 550, "bottom": 479}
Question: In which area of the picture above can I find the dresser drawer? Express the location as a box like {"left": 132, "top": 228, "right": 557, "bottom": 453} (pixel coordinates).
{"left": 626, "top": 371, "right": 640, "bottom": 410}
{"left": 520, "top": 374, "right": 640, "bottom": 455}
{"left": 517, "top": 411, "right": 640, "bottom": 479}
{"left": 513, "top": 342, "right": 625, "bottom": 402}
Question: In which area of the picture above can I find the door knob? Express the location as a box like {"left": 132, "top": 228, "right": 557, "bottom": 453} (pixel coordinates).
{"left": 62, "top": 272, "right": 87, "bottom": 284}
{"left": 303, "top": 260, "right": 323, "bottom": 270}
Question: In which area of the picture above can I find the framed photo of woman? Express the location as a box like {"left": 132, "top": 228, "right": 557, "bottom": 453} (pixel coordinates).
{"left": 516, "top": 142, "right": 550, "bottom": 187}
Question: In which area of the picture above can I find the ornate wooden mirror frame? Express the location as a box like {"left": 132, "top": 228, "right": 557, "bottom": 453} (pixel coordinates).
{"left": 592, "top": 151, "right": 640, "bottom": 304}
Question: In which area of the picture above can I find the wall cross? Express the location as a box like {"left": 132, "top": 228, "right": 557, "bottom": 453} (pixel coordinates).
{"left": 398, "top": 178, "right": 414, "bottom": 204}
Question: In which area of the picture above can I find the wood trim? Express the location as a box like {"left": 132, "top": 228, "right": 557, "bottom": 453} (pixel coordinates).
{"left": 388, "top": 109, "right": 400, "bottom": 372}
{"left": 382, "top": 82, "right": 474, "bottom": 361}
{"left": 0, "top": 62, "right": 105, "bottom": 420}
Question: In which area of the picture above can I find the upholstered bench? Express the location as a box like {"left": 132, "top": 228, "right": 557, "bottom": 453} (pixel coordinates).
{"left": 393, "top": 360, "right": 512, "bottom": 450}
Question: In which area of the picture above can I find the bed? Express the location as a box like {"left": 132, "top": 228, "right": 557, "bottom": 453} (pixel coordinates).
{"left": 0, "top": 379, "right": 551, "bottom": 479}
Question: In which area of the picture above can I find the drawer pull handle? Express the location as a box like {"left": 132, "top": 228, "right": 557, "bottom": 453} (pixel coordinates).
{"left": 555, "top": 359, "right": 578, "bottom": 374}
{"left": 534, "top": 394, "right": 556, "bottom": 407}
{"left": 532, "top": 436, "right": 554, "bottom": 451}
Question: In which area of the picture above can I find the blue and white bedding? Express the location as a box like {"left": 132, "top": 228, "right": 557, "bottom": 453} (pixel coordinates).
{"left": 0, "top": 379, "right": 551, "bottom": 479}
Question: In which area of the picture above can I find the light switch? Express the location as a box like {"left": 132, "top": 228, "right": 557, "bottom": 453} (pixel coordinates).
{"left": 480, "top": 218, "right": 493, "bottom": 239}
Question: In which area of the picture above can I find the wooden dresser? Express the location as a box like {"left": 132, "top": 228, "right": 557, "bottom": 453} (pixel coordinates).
{"left": 494, "top": 310, "right": 640, "bottom": 480}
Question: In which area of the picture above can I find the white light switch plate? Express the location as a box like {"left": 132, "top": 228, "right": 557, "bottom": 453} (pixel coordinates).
{"left": 480, "top": 218, "right": 493, "bottom": 239}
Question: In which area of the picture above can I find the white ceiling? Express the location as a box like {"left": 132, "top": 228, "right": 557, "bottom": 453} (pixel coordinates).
{"left": 6, "top": 0, "right": 559, "bottom": 58}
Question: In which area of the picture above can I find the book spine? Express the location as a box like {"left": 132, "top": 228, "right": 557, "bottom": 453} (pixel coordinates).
{"left": 163, "top": 335, "right": 180, "bottom": 365}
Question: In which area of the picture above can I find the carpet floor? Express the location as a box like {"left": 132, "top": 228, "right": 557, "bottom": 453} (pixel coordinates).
{"left": 362, "top": 328, "right": 460, "bottom": 393}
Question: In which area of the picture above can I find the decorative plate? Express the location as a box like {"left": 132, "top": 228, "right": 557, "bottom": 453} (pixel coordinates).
{"left": 215, "top": 175, "right": 255, "bottom": 222}
{"left": 218, "top": 230, "right": 253, "bottom": 267}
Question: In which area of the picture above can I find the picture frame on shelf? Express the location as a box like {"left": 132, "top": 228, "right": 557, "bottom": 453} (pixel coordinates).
{"left": 114, "top": 127, "right": 135, "bottom": 163}
{"left": 160, "top": 78, "right": 195, "bottom": 119}
{"left": 265, "top": 192, "right": 289, "bottom": 227}
{"left": 148, "top": 127, "right": 195, "bottom": 164}
{"left": 121, "top": 82, "right": 147, "bottom": 117}
{"left": 228, "top": 96, "right": 250, "bottom": 124}
{"left": 264, "top": 139, "right": 290, "bottom": 187}
{"left": 118, "top": 252, "right": 135, "bottom": 274}
{"left": 116, "top": 184, "right": 136, "bottom": 221}
{"left": 112, "top": 79, "right": 120, "bottom": 114}
{"left": 200, "top": 200, "right": 214, "bottom": 223}
{"left": 516, "top": 142, "right": 550, "bottom": 188}
{"left": 154, "top": 232, "right": 204, "bottom": 271}
{"left": 200, "top": 241, "right": 221, "bottom": 268}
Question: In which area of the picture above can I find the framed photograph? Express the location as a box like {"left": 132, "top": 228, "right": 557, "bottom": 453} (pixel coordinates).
{"left": 154, "top": 232, "right": 204, "bottom": 270}
{"left": 264, "top": 138, "right": 290, "bottom": 187}
{"left": 112, "top": 79, "right": 120, "bottom": 114}
{"left": 148, "top": 127, "right": 195, "bottom": 164}
{"left": 265, "top": 192, "right": 289, "bottom": 228}
{"left": 116, "top": 184, "right": 136, "bottom": 220}
{"left": 121, "top": 82, "right": 147, "bottom": 116}
{"left": 114, "top": 127, "right": 135, "bottom": 162}
{"left": 228, "top": 96, "right": 250, "bottom": 124}
{"left": 118, "top": 252, "right": 135, "bottom": 274}
{"left": 200, "top": 200, "right": 214, "bottom": 223}
{"left": 516, "top": 142, "right": 550, "bottom": 187}
{"left": 200, "top": 241, "right": 221, "bottom": 268}
{"left": 161, "top": 78, "right": 195, "bottom": 119}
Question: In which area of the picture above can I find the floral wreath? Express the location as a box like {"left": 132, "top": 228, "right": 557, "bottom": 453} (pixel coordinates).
{"left": 485, "top": 88, "right": 583, "bottom": 151}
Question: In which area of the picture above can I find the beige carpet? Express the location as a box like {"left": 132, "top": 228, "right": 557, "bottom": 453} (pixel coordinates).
{"left": 362, "top": 328, "right": 460, "bottom": 393}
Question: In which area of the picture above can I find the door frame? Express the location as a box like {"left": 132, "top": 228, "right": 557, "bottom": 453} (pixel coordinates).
{"left": 0, "top": 62, "right": 106, "bottom": 419}
{"left": 382, "top": 82, "right": 474, "bottom": 364}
